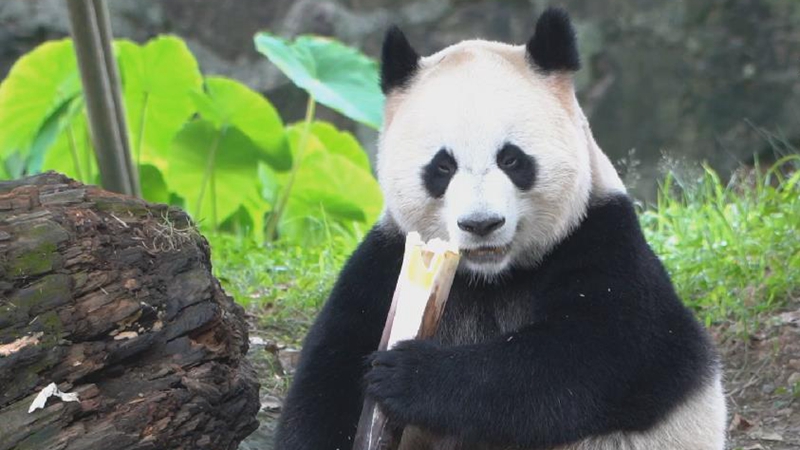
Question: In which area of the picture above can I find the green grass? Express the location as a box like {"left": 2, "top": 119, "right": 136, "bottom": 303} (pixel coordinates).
{"left": 640, "top": 156, "right": 800, "bottom": 331}
{"left": 208, "top": 231, "right": 359, "bottom": 345}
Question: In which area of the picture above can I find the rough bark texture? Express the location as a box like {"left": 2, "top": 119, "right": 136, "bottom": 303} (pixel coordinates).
{"left": 0, "top": 172, "right": 260, "bottom": 450}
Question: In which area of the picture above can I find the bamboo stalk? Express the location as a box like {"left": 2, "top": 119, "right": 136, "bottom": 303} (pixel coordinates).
{"left": 66, "top": 0, "right": 136, "bottom": 196}
{"left": 91, "top": 0, "right": 139, "bottom": 196}
{"left": 353, "top": 232, "right": 460, "bottom": 450}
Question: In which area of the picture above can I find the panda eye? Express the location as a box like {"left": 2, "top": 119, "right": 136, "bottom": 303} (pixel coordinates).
{"left": 437, "top": 162, "right": 454, "bottom": 174}
{"left": 499, "top": 157, "right": 519, "bottom": 169}
{"left": 497, "top": 143, "right": 536, "bottom": 190}
{"left": 423, "top": 149, "right": 458, "bottom": 198}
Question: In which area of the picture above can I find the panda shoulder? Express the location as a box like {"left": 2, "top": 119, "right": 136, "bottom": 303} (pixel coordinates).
{"left": 331, "top": 220, "right": 406, "bottom": 292}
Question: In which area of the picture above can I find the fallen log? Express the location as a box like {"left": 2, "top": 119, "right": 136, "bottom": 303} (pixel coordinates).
{"left": 0, "top": 172, "right": 259, "bottom": 450}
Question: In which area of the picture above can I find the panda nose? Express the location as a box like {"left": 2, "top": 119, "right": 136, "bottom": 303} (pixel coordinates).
{"left": 457, "top": 215, "right": 506, "bottom": 237}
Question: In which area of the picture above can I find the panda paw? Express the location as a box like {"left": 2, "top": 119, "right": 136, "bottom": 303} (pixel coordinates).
{"left": 365, "top": 339, "right": 444, "bottom": 424}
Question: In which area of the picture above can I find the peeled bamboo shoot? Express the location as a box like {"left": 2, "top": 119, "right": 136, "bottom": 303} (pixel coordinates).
{"left": 353, "top": 232, "right": 460, "bottom": 450}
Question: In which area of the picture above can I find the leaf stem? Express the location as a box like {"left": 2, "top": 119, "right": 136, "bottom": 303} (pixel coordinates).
{"left": 84, "top": 126, "right": 93, "bottom": 183}
{"left": 136, "top": 93, "right": 149, "bottom": 169}
{"left": 195, "top": 126, "right": 225, "bottom": 229}
{"left": 211, "top": 158, "right": 218, "bottom": 229}
{"left": 264, "top": 95, "right": 316, "bottom": 241}
{"left": 66, "top": 124, "right": 85, "bottom": 181}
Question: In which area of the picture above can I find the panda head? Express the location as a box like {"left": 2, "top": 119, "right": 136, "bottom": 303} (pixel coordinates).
{"left": 377, "top": 8, "right": 625, "bottom": 278}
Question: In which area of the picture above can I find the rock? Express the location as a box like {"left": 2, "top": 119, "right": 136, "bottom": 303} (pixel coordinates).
{"left": 742, "top": 444, "right": 765, "bottom": 450}
{"left": 729, "top": 413, "right": 754, "bottom": 432}
{"left": 261, "top": 395, "right": 283, "bottom": 412}
{"left": 749, "top": 430, "right": 784, "bottom": 442}
{"left": 277, "top": 348, "right": 302, "bottom": 375}
{"left": 779, "top": 309, "right": 800, "bottom": 326}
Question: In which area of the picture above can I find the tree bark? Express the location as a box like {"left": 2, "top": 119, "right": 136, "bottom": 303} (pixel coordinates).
{"left": 0, "top": 172, "right": 259, "bottom": 450}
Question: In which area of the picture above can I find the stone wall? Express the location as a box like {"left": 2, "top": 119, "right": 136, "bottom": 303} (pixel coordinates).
{"left": 2, "top": 0, "right": 798, "bottom": 198}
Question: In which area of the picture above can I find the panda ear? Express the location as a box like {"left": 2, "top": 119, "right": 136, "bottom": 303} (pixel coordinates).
{"left": 381, "top": 26, "right": 420, "bottom": 94}
{"left": 526, "top": 7, "right": 580, "bottom": 72}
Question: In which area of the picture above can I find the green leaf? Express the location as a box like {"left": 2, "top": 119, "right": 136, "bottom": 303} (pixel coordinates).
{"left": 167, "top": 120, "right": 269, "bottom": 230}
{"left": 117, "top": 36, "right": 203, "bottom": 170}
{"left": 192, "top": 77, "right": 291, "bottom": 170}
{"left": 258, "top": 161, "right": 281, "bottom": 206}
{"left": 254, "top": 33, "right": 384, "bottom": 129}
{"left": 218, "top": 205, "right": 255, "bottom": 236}
{"left": 276, "top": 124, "right": 383, "bottom": 243}
{"left": 27, "top": 96, "right": 84, "bottom": 173}
{"left": 310, "top": 121, "right": 370, "bottom": 170}
{"left": 218, "top": 183, "right": 272, "bottom": 244}
{"left": 43, "top": 112, "right": 96, "bottom": 183}
{"left": 291, "top": 148, "right": 382, "bottom": 222}
{"left": 139, "top": 164, "right": 170, "bottom": 204}
{"left": 0, "top": 155, "right": 14, "bottom": 179}
{"left": 0, "top": 39, "right": 81, "bottom": 159}
{"left": 241, "top": 188, "right": 271, "bottom": 244}
{"left": 4, "top": 153, "right": 26, "bottom": 180}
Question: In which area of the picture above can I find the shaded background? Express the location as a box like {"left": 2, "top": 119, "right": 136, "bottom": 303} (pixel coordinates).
{"left": 2, "top": 0, "right": 797, "bottom": 199}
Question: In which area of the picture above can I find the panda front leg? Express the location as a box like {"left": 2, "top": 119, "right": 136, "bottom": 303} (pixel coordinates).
{"left": 365, "top": 308, "right": 716, "bottom": 449}
{"left": 366, "top": 321, "right": 619, "bottom": 449}
{"left": 274, "top": 227, "right": 405, "bottom": 450}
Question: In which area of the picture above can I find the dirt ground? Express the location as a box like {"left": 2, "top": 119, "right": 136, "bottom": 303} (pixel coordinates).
{"left": 721, "top": 300, "right": 800, "bottom": 450}
{"left": 240, "top": 299, "right": 800, "bottom": 450}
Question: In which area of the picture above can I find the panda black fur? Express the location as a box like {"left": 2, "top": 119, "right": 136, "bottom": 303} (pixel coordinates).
{"left": 275, "top": 7, "right": 726, "bottom": 450}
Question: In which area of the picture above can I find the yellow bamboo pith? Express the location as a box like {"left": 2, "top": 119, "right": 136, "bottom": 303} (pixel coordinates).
{"left": 404, "top": 232, "right": 459, "bottom": 287}
{"left": 387, "top": 232, "right": 461, "bottom": 348}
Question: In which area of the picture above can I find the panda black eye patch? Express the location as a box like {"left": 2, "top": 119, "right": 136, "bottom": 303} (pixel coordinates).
{"left": 422, "top": 148, "right": 457, "bottom": 198}
{"left": 497, "top": 143, "right": 536, "bottom": 190}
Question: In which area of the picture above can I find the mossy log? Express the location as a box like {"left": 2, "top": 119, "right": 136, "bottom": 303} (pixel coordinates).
{"left": 0, "top": 172, "right": 259, "bottom": 450}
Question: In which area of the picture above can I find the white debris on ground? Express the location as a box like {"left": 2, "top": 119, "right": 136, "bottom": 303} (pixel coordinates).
{"left": 249, "top": 336, "right": 268, "bottom": 346}
{"left": 28, "top": 382, "right": 80, "bottom": 413}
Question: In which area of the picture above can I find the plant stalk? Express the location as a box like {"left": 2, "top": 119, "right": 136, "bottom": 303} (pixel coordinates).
{"left": 136, "top": 93, "right": 149, "bottom": 169}
{"left": 195, "top": 127, "right": 225, "bottom": 229}
{"left": 264, "top": 95, "right": 316, "bottom": 241}
{"left": 211, "top": 159, "right": 218, "bottom": 229}
{"left": 66, "top": 125, "right": 84, "bottom": 181}
{"left": 83, "top": 126, "right": 93, "bottom": 183}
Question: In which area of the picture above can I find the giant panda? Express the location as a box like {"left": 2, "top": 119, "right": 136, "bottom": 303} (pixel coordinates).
{"left": 275, "top": 7, "right": 727, "bottom": 450}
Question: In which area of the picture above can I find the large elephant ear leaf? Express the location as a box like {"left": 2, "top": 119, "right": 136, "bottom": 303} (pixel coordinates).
{"left": 117, "top": 36, "right": 203, "bottom": 170}
{"left": 167, "top": 120, "right": 268, "bottom": 230}
{"left": 26, "top": 95, "right": 84, "bottom": 174}
{"left": 43, "top": 112, "right": 97, "bottom": 182}
{"left": 275, "top": 123, "right": 383, "bottom": 244}
{"left": 309, "top": 122, "right": 370, "bottom": 171}
{"left": 191, "top": 77, "right": 291, "bottom": 171}
{"left": 0, "top": 39, "right": 81, "bottom": 160}
{"left": 254, "top": 33, "right": 384, "bottom": 129}
{"left": 139, "top": 164, "right": 170, "bottom": 204}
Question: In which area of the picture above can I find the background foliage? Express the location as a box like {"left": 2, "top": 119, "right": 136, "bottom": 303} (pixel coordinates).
{"left": 0, "top": 33, "right": 385, "bottom": 245}
{"left": 641, "top": 156, "right": 800, "bottom": 331}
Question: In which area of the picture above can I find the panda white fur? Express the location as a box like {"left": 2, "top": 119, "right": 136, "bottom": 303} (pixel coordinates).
{"left": 275, "top": 7, "right": 727, "bottom": 450}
